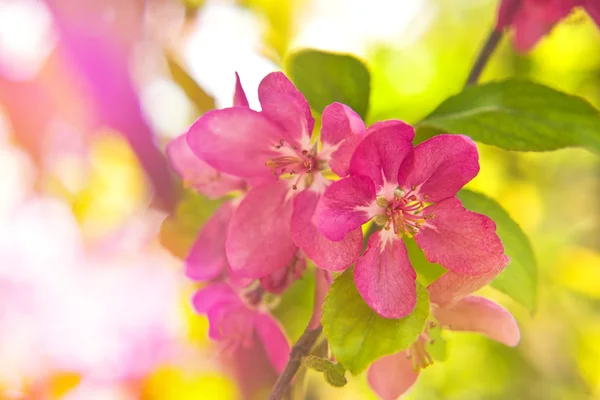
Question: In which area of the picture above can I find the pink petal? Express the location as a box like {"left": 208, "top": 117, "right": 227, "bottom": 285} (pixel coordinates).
{"left": 226, "top": 181, "right": 298, "bottom": 278}
{"left": 585, "top": 0, "right": 600, "bottom": 26}
{"left": 321, "top": 103, "right": 366, "bottom": 177}
{"left": 254, "top": 312, "right": 291, "bottom": 373}
{"left": 234, "top": 72, "right": 249, "bottom": 107}
{"left": 495, "top": 0, "right": 521, "bottom": 29}
{"left": 349, "top": 120, "right": 414, "bottom": 188}
{"left": 316, "top": 176, "right": 377, "bottom": 241}
{"left": 291, "top": 190, "right": 362, "bottom": 271}
{"left": 368, "top": 352, "right": 419, "bottom": 400}
{"left": 355, "top": 232, "right": 417, "bottom": 319}
{"left": 191, "top": 283, "right": 240, "bottom": 314}
{"left": 185, "top": 201, "right": 235, "bottom": 281}
{"left": 415, "top": 197, "right": 509, "bottom": 276}
{"left": 397, "top": 135, "right": 479, "bottom": 202}
{"left": 166, "top": 134, "right": 244, "bottom": 199}
{"left": 321, "top": 102, "right": 365, "bottom": 146}
{"left": 258, "top": 72, "right": 314, "bottom": 145}
{"left": 186, "top": 107, "right": 284, "bottom": 179}
{"left": 260, "top": 253, "right": 306, "bottom": 294}
{"left": 427, "top": 264, "right": 505, "bottom": 306}
{"left": 433, "top": 296, "right": 520, "bottom": 347}
{"left": 512, "top": 13, "right": 553, "bottom": 52}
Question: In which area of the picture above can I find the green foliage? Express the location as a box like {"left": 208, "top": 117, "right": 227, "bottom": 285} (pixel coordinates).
{"left": 303, "top": 356, "right": 348, "bottom": 387}
{"left": 322, "top": 268, "right": 430, "bottom": 374}
{"left": 458, "top": 189, "right": 538, "bottom": 312}
{"left": 419, "top": 79, "right": 600, "bottom": 153}
{"left": 287, "top": 49, "right": 371, "bottom": 119}
{"left": 271, "top": 269, "right": 315, "bottom": 343}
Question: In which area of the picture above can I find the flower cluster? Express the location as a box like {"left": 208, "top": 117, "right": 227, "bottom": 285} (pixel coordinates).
{"left": 496, "top": 0, "right": 600, "bottom": 52}
{"left": 168, "top": 71, "right": 518, "bottom": 397}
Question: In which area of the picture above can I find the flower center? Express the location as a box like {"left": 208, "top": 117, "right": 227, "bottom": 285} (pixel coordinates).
{"left": 265, "top": 139, "right": 320, "bottom": 190}
{"left": 373, "top": 186, "right": 433, "bottom": 237}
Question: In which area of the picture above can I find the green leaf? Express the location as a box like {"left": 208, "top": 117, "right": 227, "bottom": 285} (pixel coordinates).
{"left": 303, "top": 356, "right": 336, "bottom": 372}
{"left": 287, "top": 49, "right": 370, "bottom": 119}
{"left": 404, "top": 237, "right": 446, "bottom": 286}
{"left": 271, "top": 270, "right": 315, "bottom": 342}
{"left": 418, "top": 79, "right": 600, "bottom": 153}
{"left": 322, "top": 268, "right": 430, "bottom": 374}
{"left": 458, "top": 189, "right": 538, "bottom": 311}
{"left": 324, "top": 368, "right": 348, "bottom": 388}
{"left": 165, "top": 52, "right": 215, "bottom": 114}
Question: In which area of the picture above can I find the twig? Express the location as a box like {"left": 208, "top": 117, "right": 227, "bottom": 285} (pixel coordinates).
{"left": 268, "top": 326, "right": 323, "bottom": 400}
{"left": 465, "top": 28, "right": 503, "bottom": 86}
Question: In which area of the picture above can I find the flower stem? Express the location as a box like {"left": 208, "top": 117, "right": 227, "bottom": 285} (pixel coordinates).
{"left": 465, "top": 28, "right": 503, "bottom": 85}
{"left": 268, "top": 326, "right": 323, "bottom": 400}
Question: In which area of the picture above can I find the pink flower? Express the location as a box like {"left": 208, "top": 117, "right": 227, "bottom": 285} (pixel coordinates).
{"left": 317, "top": 127, "right": 509, "bottom": 318}
{"left": 496, "top": 0, "right": 600, "bottom": 52}
{"left": 192, "top": 282, "right": 290, "bottom": 373}
{"left": 184, "top": 72, "right": 365, "bottom": 278}
{"left": 367, "top": 268, "right": 521, "bottom": 400}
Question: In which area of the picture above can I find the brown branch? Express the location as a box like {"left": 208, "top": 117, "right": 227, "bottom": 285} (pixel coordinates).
{"left": 268, "top": 326, "right": 323, "bottom": 400}
{"left": 465, "top": 28, "right": 503, "bottom": 86}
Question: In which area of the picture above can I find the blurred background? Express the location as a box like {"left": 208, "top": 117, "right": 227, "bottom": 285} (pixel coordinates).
{"left": 0, "top": 0, "right": 599, "bottom": 398}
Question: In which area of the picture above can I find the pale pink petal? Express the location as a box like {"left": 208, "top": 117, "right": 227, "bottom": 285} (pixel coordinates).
{"left": 255, "top": 313, "right": 291, "bottom": 373}
{"left": 368, "top": 352, "right": 419, "bottom": 400}
{"left": 166, "top": 134, "right": 244, "bottom": 198}
{"left": 427, "top": 264, "right": 506, "bottom": 306}
{"left": 291, "top": 190, "right": 362, "bottom": 271}
{"left": 258, "top": 72, "right": 314, "bottom": 144}
{"left": 191, "top": 283, "right": 240, "bottom": 314}
{"left": 585, "top": 0, "right": 600, "bottom": 26}
{"left": 397, "top": 135, "right": 479, "bottom": 202}
{"left": 355, "top": 232, "right": 417, "bottom": 319}
{"left": 185, "top": 201, "right": 235, "bottom": 281}
{"left": 321, "top": 102, "right": 366, "bottom": 177}
{"left": 186, "top": 107, "right": 284, "bottom": 179}
{"left": 415, "top": 198, "right": 509, "bottom": 276}
{"left": 260, "top": 253, "right": 306, "bottom": 294}
{"left": 226, "top": 181, "right": 298, "bottom": 278}
{"left": 349, "top": 121, "right": 414, "bottom": 188}
{"left": 433, "top": 296, "right": 520, "bottom": 346}
{"left": 316, "top": 176, "right": 377, "bottom": 241}
{"left": 321, "top": 102, "right": 365, "bottom": 146}
{"left": 234, "top": 72, "right": 249, "bottom": 107}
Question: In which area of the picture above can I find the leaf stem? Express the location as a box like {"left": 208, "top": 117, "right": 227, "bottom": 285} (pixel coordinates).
{"left": 465, "top": 28, "right": 503, "bottom": 86}
{"left": 268, "top": 326, "right": 323, "bottom": 400}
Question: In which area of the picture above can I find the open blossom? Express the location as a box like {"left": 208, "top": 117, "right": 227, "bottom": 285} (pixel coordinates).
{"left": 368, "top": 268, "right": 521, "bottom": 400}
{"left": 192, "top": 282, "right": 290, "bottom": 373}
{"left": 496, "top": 0, "right": 600, "bottom": 52}
{"left": 183, "top": 72, "right": 365, "bottom": 278}
{"left": 317, "top": 126, "right": 509, "bottom": 318}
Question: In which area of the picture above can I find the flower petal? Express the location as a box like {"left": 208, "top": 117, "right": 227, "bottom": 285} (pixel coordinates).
{"left": 254, "top": 313, "right": 291, "bottom": 373}
{"left": 433, "top": 295, "right": 521, "bottom": 346}
{"left": 186, "top": 107, "right": 284, "bottom": 179}
{"left": 321, "top": 102, "right": 365, "bottom": 146}
{"left": 260, "top": 253, "right": 306, "bottom": 294}
{"left": 368, "top": 352, "right": 419, "bottom": 400}
{"left": 166, "top": 134, "right": 245, "bottom": 198}
{"left": 512, "top": 12, "right": 553, "bottom": 52}
{"left": 258, "top": 72, "right": 314, "bottom": 145}
{"left": 355, "top": 231, "right": 417, "bottom": 319}
{"left": 316, "top": 176, "right": 377, "bottom": 241}
{"left": 185, "top": 201, "right": 235, "bottom": 281}
{"left": 415, "top": 198, "right": 509, "bottom": 276}
{"left": 191, "top": 283, "right": 240, "bottom": 314}
{"left": 495, "top": 0, "right": 521, "bottom": 28}
{"left": 349, "top": 120, "right": 414, "bottom": 188}
{"left": 226, "top": 181, "right": 298, "bottom": 278}
{"left": 321, "top": 103, "right": 366, "bottom": 177}
{"left": 397, "top": 134, "right": 479, "bottom": 202}
{"left": 234, "top": 72, "right": 249, "bottom": 107}
{"left": 427, "top": 259, "right": 505, "bottom": 306}
{"left": 585, "top": 0, "right": 600, "bottom": 26}
{"left": 291, "top": 190, "right": 362, "bottom": 271}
